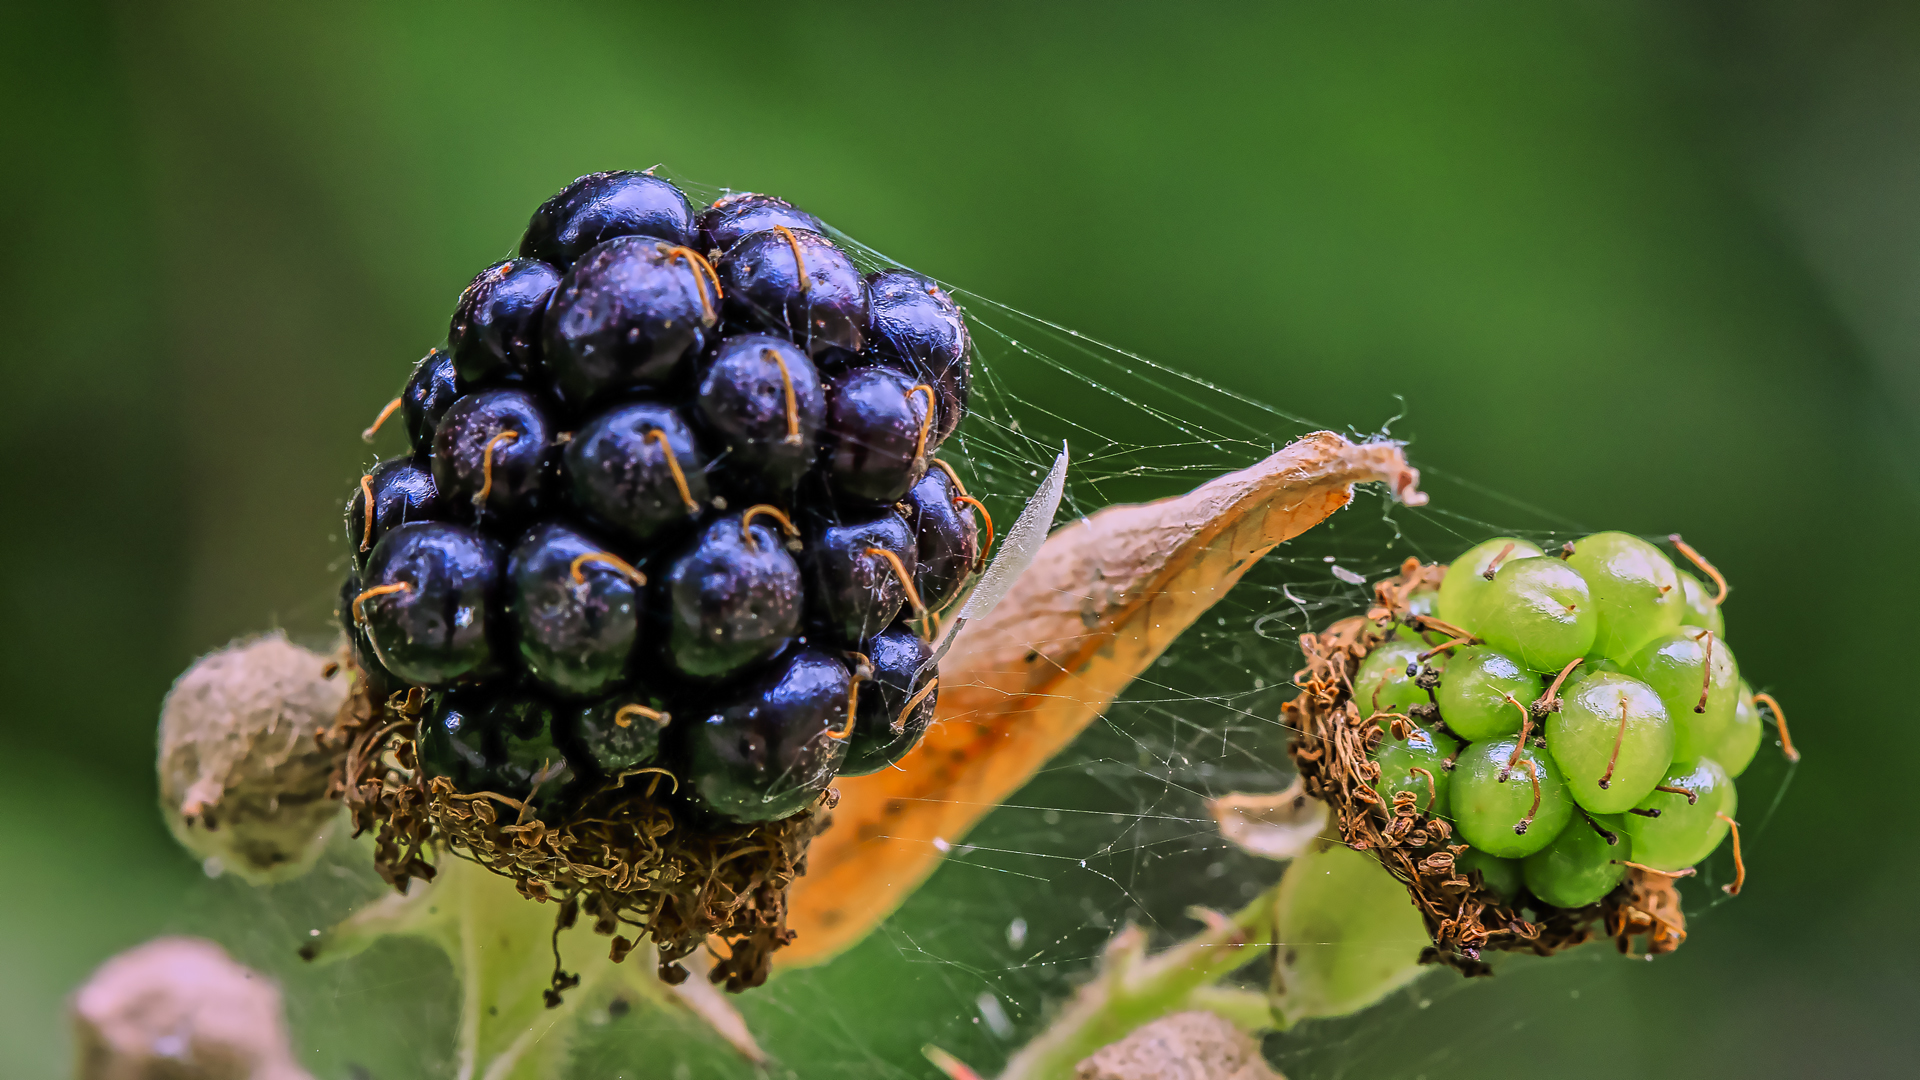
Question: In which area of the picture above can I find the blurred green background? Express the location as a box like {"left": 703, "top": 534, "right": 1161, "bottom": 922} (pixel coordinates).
{"left": 5, "top": 1, "right": 1917, "bottom": 1077}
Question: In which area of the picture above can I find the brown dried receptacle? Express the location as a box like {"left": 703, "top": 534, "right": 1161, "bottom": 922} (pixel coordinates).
{"left": 1284, "top": 558, "right": 1688, "bottom": 976}
{"left": 322, "top": 670, "right": 823, "bottom": 998}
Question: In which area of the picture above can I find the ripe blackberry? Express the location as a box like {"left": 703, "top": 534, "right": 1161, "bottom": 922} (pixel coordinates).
{"left": 334, "top": 171, "right": 983, "bottom": 990}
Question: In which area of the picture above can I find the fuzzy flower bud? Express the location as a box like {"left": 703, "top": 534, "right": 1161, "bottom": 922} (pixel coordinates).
{"left": 158, "top": 633, "right": 348, "bottom": 883}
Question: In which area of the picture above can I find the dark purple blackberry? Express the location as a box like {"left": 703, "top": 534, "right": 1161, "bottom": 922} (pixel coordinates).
{"left": 417, "top": 690, "right": 503, "bottom": 791}
{"left": 357, "top": 522, "right": 504, "bottom": 686}
{"left": 346, "top": 456, "right": 441, "bottom": 569}
{"left": 696, "top": 193, "right": 826, "bottom": 256}
{"left": 683, "top": 647, "right": 853, "bottom": 821}
{"left": 507, "top": 522, "right": 643, "bottom": 699}
{"left": 694, "top": 334, "right": 826, "bottom": 489}
{"left": 565, "top": 401, "right": 710, "bottom": 542}
{"left": 903, "top": 463, "right": 982, "bottom": 612}
{"left": 865, "top": 270, "right": 970, "bottom": 446}
{"left": 804, "top": 508, "right": 920, "bottom": 645}
{"left": 717, "top": 227, "right": 865, "bottom": 354}
{"left": 663, "top": 509, "right": 803, "bottom": 679}
{"left": 339, "top": 172, "right": 980, "bottom": 835}
{"left": 337, "top": 570, "right": 400, "bottom": 699}
{"left": 542, "top": 236, "right": 720, "bottom": 406}
{"left": 449, "top": 258, "right": 562, "bottom": 385}
{"left": 839, "top": 625, "right": 938, "bottom": 776}
{"left": 492, "top": 695, "right": 583, "bottom": 813}
{"left": 432, "top": 388, "right": 555, "bottom": 524}
{"left": 521, "top": 171, "right": 695, "bottom": 269}
{"left": 399, "top": 348, "right": 460, "bottom": 453}
{"left": 822, "top": 364, "right": 931, "bottom": 503}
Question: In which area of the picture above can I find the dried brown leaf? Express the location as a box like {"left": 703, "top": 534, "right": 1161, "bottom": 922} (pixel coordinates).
{"left": 782, "top": 432, "right": 1424, "bottom": 965}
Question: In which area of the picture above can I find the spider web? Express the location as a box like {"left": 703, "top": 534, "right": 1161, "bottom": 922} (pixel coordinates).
{"left": 170, "top": 172, "right": 1798, "bottom": 1080}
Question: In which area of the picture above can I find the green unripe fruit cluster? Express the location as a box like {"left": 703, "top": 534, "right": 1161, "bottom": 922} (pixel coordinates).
{"left": 1370, "top": 530, "right": 1774, "bottom": 913}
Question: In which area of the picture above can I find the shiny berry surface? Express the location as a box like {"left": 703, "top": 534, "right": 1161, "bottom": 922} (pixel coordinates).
{"left": 696, "top": 193, "right": 825, "bottom": 255}
{"left": 1353, "top": 636, "right": 1441, "bottom": 718}
{"left": 1470, "top": 556, "right": 1597, "bottom": 673}
{"left": 449, "top": 258, "right": 562, "bottom": 385}
{"left": 865, "top": 269, "right": 970, "bottom": 445}
{"left": 571, "top": 689, "right": 672, "bottom": 777}
{"left": 664, "top": 512, "right": 803, "bottom": 679}
{"left": 565, "top": 401, "right": 709, "bottom": 542}
{"left": 493, "top": 695, "right": 581, "bottom": 812}
{"left": 359, "top": 522, "right": 504, "bottom": 686}
{"left": 902, "top": 465, "right": 979, "bottom": 612}
{"left": 1544, "top": 671, "right": 1673, "bottom": 815}
{"left": 1564, "top": 531, "right": 1684, "bottom": 662}
{"left": 1712, "top": 682, "right": 1763, "bottom": 778}
{"left": 1433, "top": 647, "right": 1537, "bottom": 741}
{"left": 1677, "top": 571, "right": 1725, "bottom": 636}
{"left": 417, "top": 690, "right": 503, "bottom": 791}
{"left": 839, "top": 625, "right": 937, "bottom": 776}
{"left": 507, "top": 521, "right": 641, "bottom": 699}
{"left": 1436, "top": 536, "right": 1544, "bottom": 627}
{"left": 521, "top": 171, "right": 694, "bottom": 268}
{"left": 694, "top": 333, "right": 825, "bottom": 489}
{"left": 542, "top": 236, "right": 718, "bottom": 405}
{"left": 1618, "top": 757, "right": 1736, "bottom": 870}
{"left": 341, "top": 173, "right": 977, "bottom": 825}
{"left": 823, "top": 364, "right": 929, "bottom": 503}
{"left": 684, "top": 648, "right": 853, "bottom": 821}
{"left": 804, "top": 509, "right": 918, "bottom": 644}
{"left": 718, "top": 227, "right": 866, "bottom": 354}
{"left": 431, "top": 388, "right": 554, "bottom": 524}
{"left": 1372, "top": 725, "right": 1457, "bottom": 816}
{"left": 345, "top": 455, "right": 440, "bottom": 568}
{"left": 1450, "top": 738, "right": 1574, "bottom": 859}
{"left": 1522, "top": 813, "right": 1629, "bottom": 908}
{"left": 1623, "top": 628, "right": 1739, "bottom": 762}
{"left": 401, "top": 348, "right": 460, "bottom": 453}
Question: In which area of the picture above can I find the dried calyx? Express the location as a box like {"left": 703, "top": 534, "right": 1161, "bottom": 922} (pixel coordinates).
{"left": 326, "top": 675, "right": 821, "bottom": 996}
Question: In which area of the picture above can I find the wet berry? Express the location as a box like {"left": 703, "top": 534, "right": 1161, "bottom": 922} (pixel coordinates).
{"left": 341, "top": 173, "right": 979, "bottom": 827}
{"left": 664, "top": 510, "right": 803, "bottom": 679}
{"left": 521, "top": 171, "right": 695, "bottom": 269}
{"left": 903, "top": 464, "right": 978, "bottom": 612}
{"left": 696, "top": 193, "right": 826, "bottom": 256}
{"left": 684, "top": 647, "right": 852, "bottom": 821}
{"left": 345, "top": 455, "right": 441, "bottom": 568}
{"left": 694, "top": 334, "right": 826, "bottom": 489}
{"left": 417, "top": 690, "right": 504, "bottom": 791}
{"left": 431, "top": 388, "right": 555, "bottom": 525}
{"left": 358, "top": 522, "right": 504, "bottom": 686}
{"left": 492, "top": 694, "right": 582, "bottom": 812}
{"left": 804, "top": 507, "right": 918, "bottom": 645}
{"left": 338, "top": 570, "right": 400, "bottom": 699}
{"left": 865, "top": 270, "right": 970, "bottom": 446}
{"left": 565, "top": 401, "right": 710, "bottom": 542}
{"left": 401, "top": 348, "right": 460, "bottom": 453}
{"left": 718, "top": 227, "right": 865, "bottom": 354}
{"left": 838, "top": 625, "right": 937, "bottom": 776}
{"left": 449, "top": 258, "right": 562, "bottom": 385}
{"left": 507, "top": 521, "right": 642, "bottom": 699}
{"left": 823, "top": 364, "right": 930, "bottom": 503}
{"left": 542, "top": 236, "right": 719, "bottom": 406}
{"left": 570, "top": 688, "right": 673, "bottom": 777}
